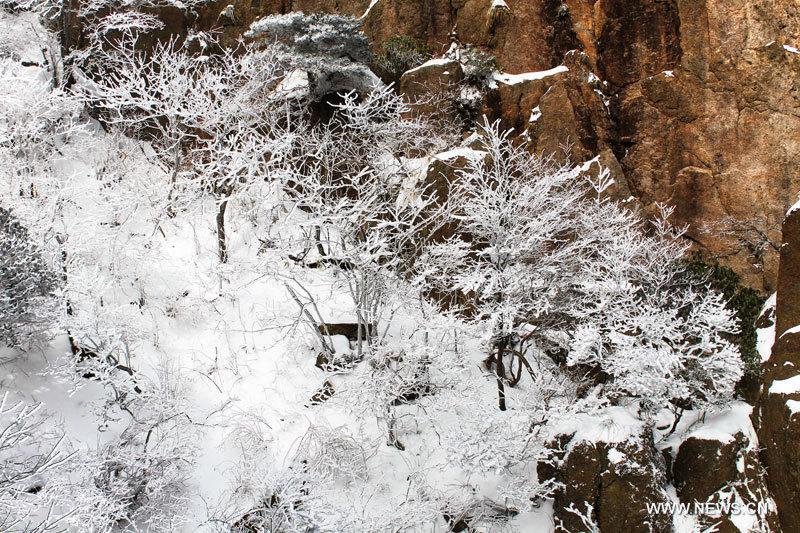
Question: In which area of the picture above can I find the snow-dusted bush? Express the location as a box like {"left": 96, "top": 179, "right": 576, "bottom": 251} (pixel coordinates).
{"left": 0, "top": 206, "right": 59, "bottom": 348}
{"left": 454, "top": 45, "right": 499, "bottom": 88}
{"left": 421, "top": 121, "right": 743, "bottom": 416}
{"left": 57, "top": 360, "right": 199, "bottom": 532}
{"left": 0, "top": 393, "right": 72, "bottom": 531}
{"left": 76, "top": 34, "right": 292, "bottom": 258}
{"left": 284, "top": 84, "right": 452, "bottom": 357}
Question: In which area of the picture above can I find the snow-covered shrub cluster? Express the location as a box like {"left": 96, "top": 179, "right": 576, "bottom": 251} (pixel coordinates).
{"left": 419, "top": 123, "right": 742, "bottom": 417}
{"left": 0, "top": 9, "right": 747, "bottom": 532}
{"left": 0, "top": 207, "right": 60, "bottom": 348}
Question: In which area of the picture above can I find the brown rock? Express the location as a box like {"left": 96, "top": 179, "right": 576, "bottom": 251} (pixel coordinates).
{"left": 671, "top": 432, "right": 779, "bottom": 533}
{"left": 399, "top": 59, "right": 463, "bottom": 126}
{"left": 545, "top": 434, "right": 671, "bottom": 533}
{"left": 673, "top": 437, "right": 739, "bottom": 504}
{"left": 611, "top": 2, "right": 800, "bottom": 291}
{"left": 756, "top": 206, "right": 800, "bottom": 533}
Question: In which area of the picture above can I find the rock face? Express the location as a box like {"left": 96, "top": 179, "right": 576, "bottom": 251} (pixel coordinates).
{"left": 672, "top": 433, "right": 779, "bottom": 532}
{"left": 756, "top": 205, "right": 800, "bottom": 533}
{"left": 380, "top": 0, "right": 799, "bottom": 291}
{"left": 399, "top": 58, "right": 464, "bottom": 128}
{"left": 369, "top": 0, "right": 800, "bottom": 290}
{"left": 542, "top": 433, "right": 672, "bottom": 533}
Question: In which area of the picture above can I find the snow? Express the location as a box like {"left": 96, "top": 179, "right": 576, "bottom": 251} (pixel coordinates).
{"left": 756, "top": 293, "right": 776, "bottom": 362}
{"left": 275, "top": 68, "right": 310, "bottom": 98}
{"left": 769, "top": 374, "right": 800, "bottom": 395}
{"left": 493, "top": 65, "right": 569, "bottom": 85}
{"left": 658, "top": 402, "right": 757, "bottom": 451}
{"left": 786, "top": 194, "right": 800, "bottom": 216}
{"left": 0, "top": 10, "right": 758, "bottom": 532}
{"left": 360, "top": 0, "right": 380, "bottom": 20}
{"left": 780, "top": 324, "right": 800, "bottom": 338}
{"left": 433, "top": 146, "right": 486, "bottom": 161}
{"left": 403, "top": 57, "right": 454, "bottom": 76}
{"left": 681, "top": 402, "right": 756, "bottom": 445}
{"left": 663, "top": 70, "right": 675, "bottom": 77}
{"left": 552, "top": 405, "right": 646, "bottom": 445}
{"left": 529, "top": 106, "right": 542, "bottom": 123}
{"left": 787, "top": 400, "right": 800, "bottom": 416}
{"left": 784, "top": 44, "right": 800, "bottom": 54}
{"left": 607, "top": 448, "right": 626, "bottom": 464}
{"left": 491, "top": 0, "right": 509, "bottom": 9}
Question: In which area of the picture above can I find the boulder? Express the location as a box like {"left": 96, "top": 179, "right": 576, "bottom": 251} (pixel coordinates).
{"left": 670, "top": 431, "right": 779, "bottom": 533}
{"left": 543, "top": 433, "right": 672, "bottom": 533}
{"left": 673, "top": 436, "right": 738, "bottom": 504}
{"left": 399, "top": 58, "right": 464, "bottom": 126}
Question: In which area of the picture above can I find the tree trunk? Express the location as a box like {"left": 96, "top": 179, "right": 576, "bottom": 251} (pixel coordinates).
{"left": 493, "top": 332, "right": 509, "bottom": 411}
{"left": 56, "top": 235, "right": 79, "bottom": 355}
{"left": 217, "top": 198, "right": 228, "bottom": 263}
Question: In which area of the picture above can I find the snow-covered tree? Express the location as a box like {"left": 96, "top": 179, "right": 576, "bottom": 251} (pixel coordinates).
{"left": 0, "top": 392, "right": 72, "bottom": 531}
{"left": 246, "top": 12, "right": 377, "bottom": 101}
{"left": 76, "top": 34, "right": 295, "bottom": 260}
{"left": 0, "top": 206, "right": 59, "bottom": 348}
{"left": 284, "top": 85, "right": 451, "bottom": 358}
{"left": 420, "top": 121, "right": 743, "bottom": 415}
{"left": 74, "top": 34, "right": 234, "bottom": 217}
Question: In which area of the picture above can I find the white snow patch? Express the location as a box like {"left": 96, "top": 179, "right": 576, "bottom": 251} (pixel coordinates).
{"left": 664, "top": 402, "right": 757, "bottom": 448}
{"left": 770, "top": 374, "right": 800, "bottom": 395}
{"left": 404, "top": 57, "right": 454, "bottom": 76}
{"left": 757, "top": 293, "right": 776, "bottom": 362}
{"left": 552, "top": 405, "right": 645, "bottom": 445}
{"left": 787, "top": 400, "right": 800, "bottom": 416}
{"left": 607, "top": 448, "right": 626, "bottom": 464}
{"left": 663, "top": 70, "right": 675, "bottom": 77}
{"left": 360, "top": 0, "right": 380, "bottom": 19}
{"left": 433, "top": 147, "right": 486, "bottom": 161}
{"left": 784, "top": 44, "right": 800, "bottom": 54}
{"left": 493, "top": 65, "right": 569, "bottom": 85}
{"left": 786, "top": 194, "right": 800, "bottom": 216}
{"left": 780, "top": 324, "right": 800, "bottom": 338}
{"left": 490, "top": 0, "right": 509, "bottom": 9}
{"left": 528, "top": 106, "right": 542, "bottom": 123}
{"left": 275, "top": 69, "right": 309, "bottom": 98}
{"left": 578, "top": 155, "right": 601, "bottom": 173}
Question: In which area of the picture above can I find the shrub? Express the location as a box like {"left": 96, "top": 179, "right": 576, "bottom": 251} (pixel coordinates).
{"left": 0, "top": 206, "right": 59, "bottom": 348}
{"left": 372, "top": 35, "right": 432, "bottom": 86}
{"left": 246, "top": 13, "right": 374, "bottom": 99}
{"left": 459, "top": 45, "right": 499, "bottom": 87}
{"left": 685, "top": 252, "right": 765, "bottom": 384}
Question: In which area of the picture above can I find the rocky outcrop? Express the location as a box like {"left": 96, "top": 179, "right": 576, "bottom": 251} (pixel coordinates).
{"left": 399, "top": 58, "right": 464, "bottom": 127}
{"left": 542, "top": 432, "right": 672, "bottom": 533}
{"left": 367, "top": 0, "right": 800, "bottom": 290}
{"left": 671, "top": 433, "right": 779, "bottom": 532}
{"left": 374, "top": 0, "right": 799, "bottom": 291}
{"left": 755, "top": 204, "right": 800, "bottom": 533}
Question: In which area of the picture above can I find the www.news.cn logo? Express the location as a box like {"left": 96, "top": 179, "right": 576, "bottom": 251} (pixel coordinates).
{"left": 646, "top": 501, "right": 772, "bottom": 516}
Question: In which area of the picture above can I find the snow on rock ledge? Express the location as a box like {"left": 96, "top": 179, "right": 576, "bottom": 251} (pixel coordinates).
{"left": 492, "top": 65, "right": 569, "bottom": 86}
